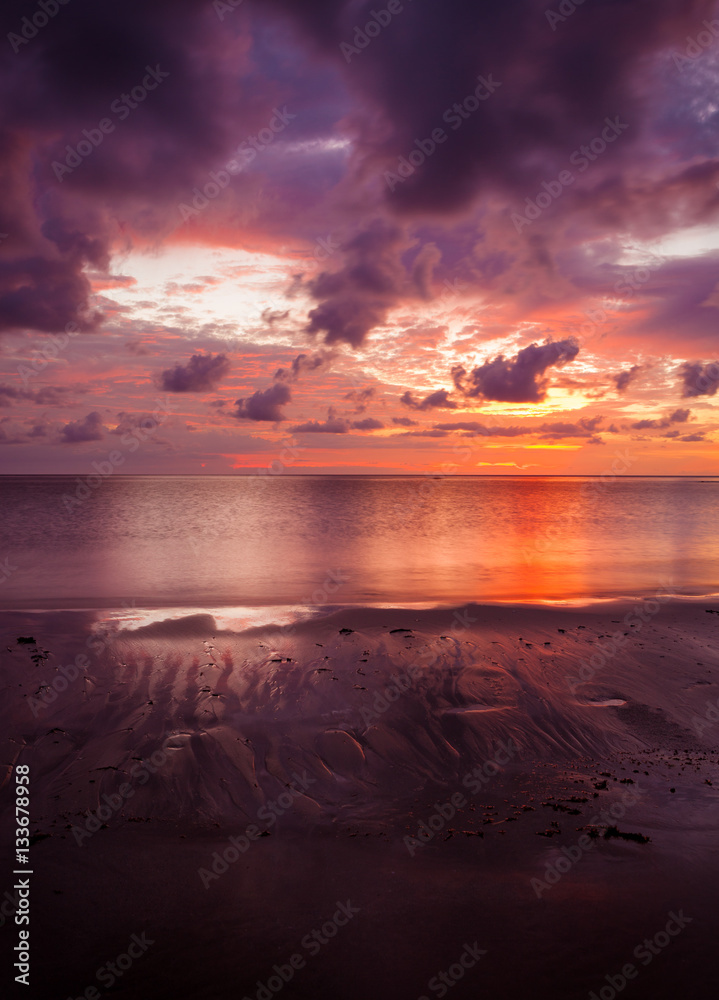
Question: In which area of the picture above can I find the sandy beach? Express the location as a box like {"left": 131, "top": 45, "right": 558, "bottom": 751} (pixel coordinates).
{"left": 1, "top": 599, "right": 718, "bottom": 998}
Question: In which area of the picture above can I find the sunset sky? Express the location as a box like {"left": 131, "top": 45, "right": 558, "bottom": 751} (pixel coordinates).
{"left": 1, "top": 0, "right": 718, "bottom": 474}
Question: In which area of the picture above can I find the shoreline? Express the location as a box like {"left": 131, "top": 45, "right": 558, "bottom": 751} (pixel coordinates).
{"left": 2, "top": 589, "right": 719, "bottom": 616}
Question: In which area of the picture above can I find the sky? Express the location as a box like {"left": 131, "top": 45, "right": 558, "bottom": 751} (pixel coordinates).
{"left": 0, "top": 0, "right": 718, "bottom": 475}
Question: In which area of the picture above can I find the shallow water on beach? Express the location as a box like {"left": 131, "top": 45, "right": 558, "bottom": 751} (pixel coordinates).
{"left": 1, "top": 475, "right": 717, "bottom": 609}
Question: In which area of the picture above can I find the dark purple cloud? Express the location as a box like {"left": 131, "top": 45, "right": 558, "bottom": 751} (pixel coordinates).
{"left": 401, "top": 389, "right": 458, "bottom": 411}
{"left": 0, "top": 383, "right": 89, "bottom": 407}
{"left": 351, "top": 417, "right": 383, "bottom": 430}
{"left": 266, "top": 0, "right": 714, "bottom": 213}
{"left": 392, "top": 415, "right": 418, "bottom": 427}
{"left": 292, "top": 414, "right": 349, "bottom": 433}
{"left": 613, "top": 365, "right": 642, "bottom": 393}
{"left": 344, "top": 387, "right": 376, "bottom": 413}
{"left": 274, "top": 352, "right": 330, "bottom": 382}
{"left": 160, "top": 353, "right": 231, "bottom": 392}
{"left": 679, "top": 361, "right": 719, "bottom": 397}
{"left": 630, "top": 408, "right": 691, "bottom": 430}
{"left": 233, "top": 382, "right": 291, "bottom": 421}
{"left": 59, "top": 411, "right": 104, "bottom": 443}
{"left": 306, "top": 220, "right": 409, "bottom": 348}
{"left": 433, "top": 421, "right": 524, "bottom": 436}
{"left": 538, "top": 416, "right": 605, "bottom": 442}
{"left": 400, "top": 429, "right": 449, "bottom": 438}
{"left": 452, "top": 338, "right": 579, "bottom": 403}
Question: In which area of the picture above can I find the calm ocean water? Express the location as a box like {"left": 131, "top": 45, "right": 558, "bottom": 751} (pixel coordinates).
{"left": 0, "top": 476, "right": 717, "bottom": 610}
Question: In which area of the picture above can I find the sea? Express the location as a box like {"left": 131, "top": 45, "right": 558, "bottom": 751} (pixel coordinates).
{"left": 1, "top": 476, "right": 717, "bottom": 614}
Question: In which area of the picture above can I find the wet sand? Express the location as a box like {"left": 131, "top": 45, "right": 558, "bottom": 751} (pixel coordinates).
{"left": 0, "top": 600, "right": 718, "bottom": 998}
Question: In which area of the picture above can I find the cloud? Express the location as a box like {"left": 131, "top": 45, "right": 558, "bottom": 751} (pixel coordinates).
{"left": 433, "top": 421, "right": 524, "bottom": 436}
{"left": 0, "top": 253, "right": 105, "bottom": 337}
{"left": 274, "top": 352, "right": 330, "bottom": 382}
{"left": 292, "top": 414, "right": 349, "bottom": 433}
{"left": 233, "top": 383, "right": 292, "bottom": 422}
{"left": 291, "top": 411, "right": 382, "bottom": 433}
{"left": 160, "top": 353, "right": 231, "bottom": 392}
{"left": 0, "top": 383, "right": 85, "bottom": 407}
{"left": 392, "top": 416, "right": 418, "bottom": 427}
{"left": 400, "top": 429, "right": 450, "bottom": 438}
{"left": 452, "top": 339, "right": 579, "bottom": 403}
{"left": 126, "top": 340, "right": 152, "bottom": 356}
{"left": 343, "top": 387, "right": 376, "bottom": 414}
{"left": 59, "top": 411, "right": 104, "bottom": 443}
{"left": 680, "top": 433, "right": 705, "bottom": 442}
{"left": 306, "top": 220, "right": 409, "bottom": 348}
{"left": 538, "top": 416, "right": 604, "bottom": 439}
{"left": 678, "top": 361, "right": 719, "bottom": 398}
{"left": 613, "top": 365, "right": 642, "bottom": 393}
{"left": 351, "top": 417, "right": 384, "bottom": 430}
{"left": 629, "top": 408, "right": 691, "bottom": 430}
{"left": 401, "top": 389, "right": 458, "bottom": 411}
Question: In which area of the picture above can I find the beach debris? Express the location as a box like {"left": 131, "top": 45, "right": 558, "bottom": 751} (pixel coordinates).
{"left": 389, "top": 628, "right": 413, "bottom": 634}
{"left": 594, "top": 780, "right": 608, "bottom": 790}
{"left": 17, "top": 637, "right": 36, "bottom": 644}
{"left": 339, "top": 628, "right": 354, "bottom": 635}
{"left": 603, "top": 825, "right": 650, "bottom": 844}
